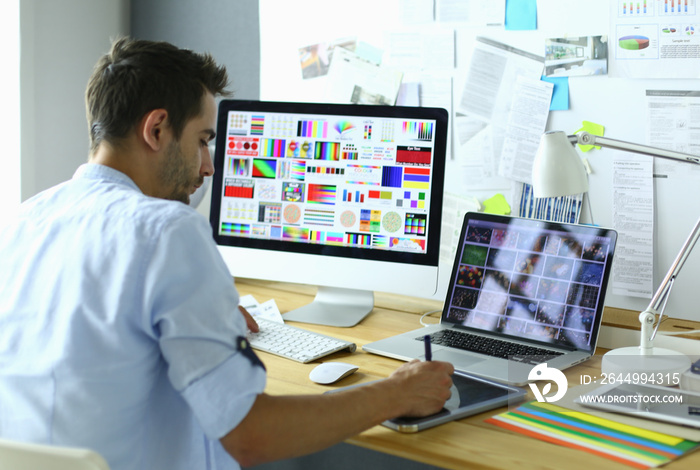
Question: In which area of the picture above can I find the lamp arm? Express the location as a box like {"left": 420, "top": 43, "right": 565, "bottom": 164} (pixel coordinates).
{"left": 541, "top": 130, "right": 700, "bottom": 355}
{"left": 575, "top": 131, "right": 700, "bottom": 165}
{"left": 642, "top": 216, "right": 700, "bottom": 348}
{"left": 569, "top": 132, "right": 700, "bottom": 347}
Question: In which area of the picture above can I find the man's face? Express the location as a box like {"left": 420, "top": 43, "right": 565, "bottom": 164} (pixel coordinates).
{"left": 158, "top": 93, "right": 217, "bottom": 204}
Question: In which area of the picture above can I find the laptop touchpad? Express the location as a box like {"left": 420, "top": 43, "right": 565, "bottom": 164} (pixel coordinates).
{"left": 432, "top": 349, "right": 486, "bottom": 367}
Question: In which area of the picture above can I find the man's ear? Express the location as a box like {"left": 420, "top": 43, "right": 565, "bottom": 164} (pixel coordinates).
{"left": 140, "top": 109, "right": 170, "bottom": 152}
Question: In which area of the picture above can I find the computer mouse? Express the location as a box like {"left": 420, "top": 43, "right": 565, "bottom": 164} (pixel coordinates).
{"left": 309, "top": 362, "right": 359, "bottom": 385}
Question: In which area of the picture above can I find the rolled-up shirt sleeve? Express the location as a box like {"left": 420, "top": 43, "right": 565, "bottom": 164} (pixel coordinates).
{"left": 141, "top": 210, "right": 267, "bottom": 440}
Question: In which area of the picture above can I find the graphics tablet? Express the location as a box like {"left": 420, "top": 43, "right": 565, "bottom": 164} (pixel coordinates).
{"left": 328, "top": 371, "right": 527, "bottom": 433}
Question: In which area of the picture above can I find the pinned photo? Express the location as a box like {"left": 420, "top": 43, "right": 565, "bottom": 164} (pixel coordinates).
{"left": 298, "top": 37, "right": 356, "bottom": 79}
{"left": 544, "top": 36, "right": 608, "bottom": 77}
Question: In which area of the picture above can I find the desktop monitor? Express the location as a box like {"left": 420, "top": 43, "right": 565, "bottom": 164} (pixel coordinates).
{"left": 209, "top": 100, "right": 448, "bottom": 327}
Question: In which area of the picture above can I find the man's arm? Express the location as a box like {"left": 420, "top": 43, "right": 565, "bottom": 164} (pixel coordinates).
{"left": 220, "top": 359, "right": 453, "bottom": 468}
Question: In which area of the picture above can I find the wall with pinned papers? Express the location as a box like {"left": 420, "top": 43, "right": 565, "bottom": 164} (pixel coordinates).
{"left": 256, "top": 0, "right": 700, "bottom": 321}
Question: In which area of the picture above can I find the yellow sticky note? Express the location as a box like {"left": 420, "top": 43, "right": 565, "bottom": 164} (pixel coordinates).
{"left": 573, "top": 121, "right": 605, "bottom": 152}
{"left": 483, "top": 193, "right": 510, "bottom": 215}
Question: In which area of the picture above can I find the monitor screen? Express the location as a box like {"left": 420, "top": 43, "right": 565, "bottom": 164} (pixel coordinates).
{"left": 210, "top": 100, "right": 448, "bottom": 327}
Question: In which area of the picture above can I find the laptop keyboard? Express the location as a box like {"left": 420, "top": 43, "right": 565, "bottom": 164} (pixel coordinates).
{"left": 421, "top": 329, "right": 563, "bottom": 365}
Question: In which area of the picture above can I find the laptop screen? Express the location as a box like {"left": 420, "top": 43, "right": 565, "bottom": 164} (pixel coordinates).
{"left": 444, "top": 213, "right": 617, "bottom": 352}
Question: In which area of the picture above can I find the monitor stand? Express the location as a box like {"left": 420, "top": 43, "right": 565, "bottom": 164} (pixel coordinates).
{"left": 282, "top": 286, "right": 374, "bottom": 328}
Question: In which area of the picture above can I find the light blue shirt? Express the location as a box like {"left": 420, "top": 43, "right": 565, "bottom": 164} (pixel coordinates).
{"left": 0, "top": 164, "right": 267, "bottom": 470}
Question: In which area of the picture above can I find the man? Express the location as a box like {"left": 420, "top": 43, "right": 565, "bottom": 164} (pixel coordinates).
{"left": 0, "top": 37, "right": 453, "bottom": 470}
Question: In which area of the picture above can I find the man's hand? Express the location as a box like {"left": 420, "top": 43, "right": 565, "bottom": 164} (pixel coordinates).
{"left": 238, "top": 306, "right": 259, "bottom": 333}
{"left": 385, "top": 359, "right": 454, "bottom": 418}
{"left": 220, "top": 357, "right": 453, "bottom": 467}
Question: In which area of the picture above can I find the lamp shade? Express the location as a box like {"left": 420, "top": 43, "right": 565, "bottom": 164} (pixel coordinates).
{"left": 532, "top": 131, "right": 589, "bottom": 198}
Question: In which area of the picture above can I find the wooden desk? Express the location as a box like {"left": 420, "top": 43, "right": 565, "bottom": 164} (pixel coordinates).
{"left": 237, "top": 278, "right": 700, "bottom": 470}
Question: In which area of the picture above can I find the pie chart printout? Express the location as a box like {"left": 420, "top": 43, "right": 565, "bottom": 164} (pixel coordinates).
{"left": 618, "top": 35, "right": 650, "bottom": 50}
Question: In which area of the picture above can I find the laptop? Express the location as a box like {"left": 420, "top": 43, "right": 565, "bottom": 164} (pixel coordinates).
{"left": 363, "top": 212, "right": 617, "bottom": 385}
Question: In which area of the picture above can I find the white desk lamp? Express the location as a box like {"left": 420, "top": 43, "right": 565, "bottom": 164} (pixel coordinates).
{"left": 533, "top": 131, "right": 700, "bottom": 384}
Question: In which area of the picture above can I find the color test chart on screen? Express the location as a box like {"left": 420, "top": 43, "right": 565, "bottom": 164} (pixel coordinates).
{"left": 216, "top": 109, "right": 439, "bottom": 255}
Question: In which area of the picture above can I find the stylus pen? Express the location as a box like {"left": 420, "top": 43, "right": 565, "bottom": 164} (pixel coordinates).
{"left": 424, "top": 334, "right": 432, "bottom": 361}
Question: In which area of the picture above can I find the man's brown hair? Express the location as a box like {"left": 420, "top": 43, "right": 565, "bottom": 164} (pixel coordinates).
{"left": 86, "top": 37, "right": 230, "bottom": 152}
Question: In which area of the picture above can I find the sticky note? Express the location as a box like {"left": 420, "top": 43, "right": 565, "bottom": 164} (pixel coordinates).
{"left": 505, "top": 0, "right": 537, "bottom": 31}
{"left": 573, "top": 121, "right": 605, "bottom": 152}
{"left": 483, "top": 193, "right": 511, "bottom": 215}
{"left": 540, "top": 76, "right": 569, "bottom": 111}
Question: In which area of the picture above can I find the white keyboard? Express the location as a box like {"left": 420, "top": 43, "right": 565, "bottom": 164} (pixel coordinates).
{"left": 247, "top": 317, "right": 357, "bottom": 363}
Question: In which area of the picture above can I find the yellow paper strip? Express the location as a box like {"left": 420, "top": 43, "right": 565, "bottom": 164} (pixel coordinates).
{"left": 499, "top": 413, "right": 665, "bottom": 466}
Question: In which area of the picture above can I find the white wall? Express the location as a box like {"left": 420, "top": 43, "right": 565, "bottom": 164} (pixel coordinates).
{"left": 0, "top": 0, "right": 20, "bottom": 218}
{"left": 20, "top": 0, "right": 130, "bottom": 200}
{"left": 129, "top": 0, "right": 261, "bottom": 219}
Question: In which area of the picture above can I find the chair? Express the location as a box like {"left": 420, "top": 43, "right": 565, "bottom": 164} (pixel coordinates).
{"left": 0, "top": 438, "right": 110, "bottom": 470}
